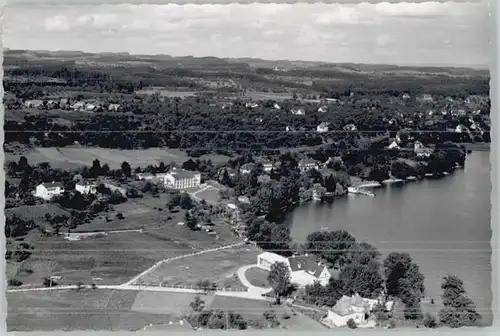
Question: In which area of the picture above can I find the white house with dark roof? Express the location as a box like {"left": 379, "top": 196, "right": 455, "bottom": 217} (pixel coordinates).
{"left": 162, "top": 168, "right": 201, "bottom": 189}
{"left": 257, "top": 252, "right": 331, "bottom": 287}
{"left": 298, "top": 159, "right": 319, "bottom": 173}
{"left": 317, "top": 122, "right": 330, "bottom": 133}
{"left": 24, "top": 100, "right": 44, "bottom": 108}
{"left": 35, "top": 182, "right": 65, "bottom": 200}
{"left": 75, "top": 180, "right": 97, "bottom": 195}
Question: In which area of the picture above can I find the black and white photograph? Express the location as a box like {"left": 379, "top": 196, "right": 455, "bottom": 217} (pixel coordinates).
{"left": 2, "top": 0, "right": 493, "bottom": 332}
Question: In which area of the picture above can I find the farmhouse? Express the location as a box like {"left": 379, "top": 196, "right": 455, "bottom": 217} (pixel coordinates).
{"left": 239, "top": 163, "right": 254, "bottom": 175}
{"left": 388, "top": 140, "right": 399, "bottom": 149}
{"left": 34, "top": 182, "right": 65, "bottom": 200}
{"left": 317, "top": 122, "right": 330, "bottom": 133}
{"left": 24, "top": 99, "right": 44, "bottom": 108}
{"left": 75, "top": 180, "right": 97, "bottom": 195}
{"left": 317, "top": 106, "right": 328, "bottom": 113}
{"left": 260, "top": 160, "right": 275, "bottom": 173}
{"left": 108, "top": 103, "right": 120, "bottom": 112}
{"left": 257, "top": 252, "right": 331, "bottom": 287}
{"left": 291, "top": 108, "right": 305, "bottom": 115}
{"left": 298, "top": 159, "right": 319, "bottom": 173}
{"left": 136, "top": 172, "right": 156, "bottom": 181}
{"left": 323, "top": 294, "right": 395, "bottom": 328}
{"left": 163, "top": 168, "right": 201, "bottom": 189}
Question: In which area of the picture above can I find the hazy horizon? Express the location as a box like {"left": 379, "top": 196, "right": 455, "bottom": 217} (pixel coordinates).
{"left": 4, "top": 2, "right": 490, "bottom": 68}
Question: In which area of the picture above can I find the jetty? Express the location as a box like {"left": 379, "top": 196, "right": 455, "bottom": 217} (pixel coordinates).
{"left": 347, "top": 187, "right": 375, "bottom": 197}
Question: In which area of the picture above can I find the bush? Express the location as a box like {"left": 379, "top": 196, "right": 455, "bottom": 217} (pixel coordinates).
{"left": 116, "top": 212, "right": 125, "bottom": 220}
{"left": 346, "top": 318, "right": 357, "bottom": 329}
{"left": 423, "top": 313, "right": 438, "bottom": 328}
{"left": 8, "top": 278, "right": 23, "bottom": 287}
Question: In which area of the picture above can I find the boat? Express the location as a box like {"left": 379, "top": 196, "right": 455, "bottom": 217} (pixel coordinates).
{"left": 347, "top": 187, "right": 375, "bottom": 197}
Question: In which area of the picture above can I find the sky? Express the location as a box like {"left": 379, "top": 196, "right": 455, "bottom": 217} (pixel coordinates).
{"left": 3, "top": 1, "right": 491, "bottom": 67}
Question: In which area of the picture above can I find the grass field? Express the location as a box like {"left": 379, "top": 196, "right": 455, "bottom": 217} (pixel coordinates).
{"left": 5, "top": 146, "right": 231, "bottom": 170}
{"left": 136, "top": 245, "right": 260, "bottom": 289}
{"left": 131, "top": 291, "right": 212, "bottom": 315}
{"left": 191, "top": 186, "right": 221, "bottom": 204}
{"left": 245, "top": 267, "right": 270, "bottom": 288}
{"left": 13, "top": 231, "right": 197, "bottom": 287}
{"left": 6, "top": 289, "right": 183, "bottom": 331}
{"left": 5, "top": 204, "right": 69, "bottom": 221}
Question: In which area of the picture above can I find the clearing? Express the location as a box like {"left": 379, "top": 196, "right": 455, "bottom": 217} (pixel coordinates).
{"left": 7, "top": 288, "right": 181, "bottom": 331}
{"left": 5, "top": 146, "right": 231, "bottom": 170}
{"left": 136, "top": 245, "right": 261, "bottom": 289}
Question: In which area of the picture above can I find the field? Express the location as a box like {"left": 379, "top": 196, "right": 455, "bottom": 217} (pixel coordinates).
{"left": 136, "top": 245, "right": 261, "bottom": 289}
{"left": 190, "top": 185, "right": 221, "bottom": 204}
{"left": 130, "top": 291, "right": 210, "bottom": 315}
{"left": 245, "top": 267, "right": 270, "bottom": 288}
{"left": 6, "top": 289, "right": 182, "bottom": 331}
{"left": 5, "top": 146, "right": 231, "bottom": 170}
{"left": 12, "top": 231, "right": 200, "bottom": 287}
{"left": 5, "top": 203, "right": 69, "bottom": 221}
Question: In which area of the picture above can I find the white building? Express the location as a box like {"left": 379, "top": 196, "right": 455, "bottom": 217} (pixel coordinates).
{"left": 162, "top": 168, "right": 201, "bottom": 189}
{"left": 388, "top": 141, "right": 399, "bottom": 149}
{"left": 260, "top": 161, "right": 275, "bottom": 173}
{"left": 291, "top": 109, "right": 305, "bottom": 115}
{"left": 298, "top": 159, "right": 319, "bottom": 173}
{"left": 108, "top": 103, "right": 120, "bottom": 112}
{"left": 317, "top": 106, "right": 328, "bottom": 113}
{"left": 35, "top": 182, "right": 65, "bottom": 200}
{"left": 24, "top": 100, "right": 44, "bottom": 108}
{"left": 75, "top": 180, "right": 97, "bottom": 195}
{"left": 322, "top": 294, "right": 394, "bottom": 328}
{"left": 257, "top": 252, "right": 331, "bottom": 287}
{"left": 317, "top": 122, "right": 330, "bottom": 133}
{"left": 136, "top": 173, "right": 156, "bottom": 181}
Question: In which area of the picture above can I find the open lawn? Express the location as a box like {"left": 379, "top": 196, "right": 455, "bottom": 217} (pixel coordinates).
{"left": 136, "top": 245, "right": 260, "bottom": 289}
{"left": 5, "top": 146, "right": 231, "bottom": 170}
{"left": 245, "top": 267, "right": 270, "bottom": 288}
{"left": 5, "top": 203, "right": 69, "bottom": 221}
{"left": 130, "top": 291, "right": 213, "bottom": 316}
{"left": 12, "top": 232, "right": 196, "bottom": 287}
{"left": 191, "top": 186, "right": 220, "bottom": 204}
{"left": 7, "top": 289, "right": 181, "bottom": 331}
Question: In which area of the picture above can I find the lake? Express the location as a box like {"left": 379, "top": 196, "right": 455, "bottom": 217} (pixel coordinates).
{"left": 286, "top": 151, "right": 493, "bottom": 325}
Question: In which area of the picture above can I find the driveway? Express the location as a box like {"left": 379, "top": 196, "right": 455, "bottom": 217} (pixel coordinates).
{"left": 237, "top": 265, "right": 272, "bottom": 295}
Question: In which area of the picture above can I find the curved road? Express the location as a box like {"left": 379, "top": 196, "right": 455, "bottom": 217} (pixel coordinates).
{"left": 237, "top": 265, "right": 272, "bottom": 295}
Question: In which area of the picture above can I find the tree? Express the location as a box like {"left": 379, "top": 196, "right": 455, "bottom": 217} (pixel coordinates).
{"left": 121, "top": 161, "right": 132, "bottom": 177}
{"left": 438, "top": 275, "right": 481, "bottom": 328}
{"left": 180, "top": 193, "right": 194, "bottom": 209}
{"left": 268, "top": 261, "right": 294, "bottom": 300}
{"left": 190, "top": 295, "right": 205, "bottom": 312}
{"left": 185, "top": 212, "right": 198, "bottom": 230}
{"left": 347, "top": 318, "right": 357, "bottom": 329}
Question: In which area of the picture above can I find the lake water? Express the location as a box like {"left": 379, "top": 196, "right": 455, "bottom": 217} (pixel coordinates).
{"left": 286, "top": 151, "right": 493, "bottom": 325}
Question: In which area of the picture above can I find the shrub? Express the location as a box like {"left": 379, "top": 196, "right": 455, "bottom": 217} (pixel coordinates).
{"left": 8, "top": 278, "right": 23, "bottom": 287}
{"left": 423, "top": 313, "right": 438, "bottom": 328}
{"left": 346, "top": 318, "right": 357, "bottom": 329}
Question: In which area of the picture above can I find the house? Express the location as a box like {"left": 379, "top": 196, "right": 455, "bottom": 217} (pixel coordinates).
{"left": 71, "top": 102, "right": 85, "bottom": 111}
{"left": 316, "top": 122, "right": 330, "bottom": 133}
{"left": 85, "top": 103, "right": 97, "bottom": 111}
{"left": 108, "top": 103, "right": 120, "bottom": 112}
{"left": 291, "top": 109, "right": 305, "bottom": 115}
{"left": 239, "top": 163, "right": 254, "bottom": 175}
{"left": 260, "top": 160, "right": 275, "bottom": 173}
{"left": 60, "top": 98, "right": 69, "bottom": 107}
{"left": 245, "top": 102, "right": 259, "bottom": 109}
{"left": 237, "top": 195, "right": 251, "bottom": 204}
{"left": 414, "top": 141, "right": 433, "bottom": 158}
{"left": 75, "top": 180, "right": 97, "bottom": 195}
{"left": 298, "top": 159, "right": 319, "bottom": 173}
{"left": 34, "top": 182, "right": 65, "bottom": 200}
{"left": 343, "top": 124, "right": 357, "bottom": 132}
{"left": 273, "top": 103, "right": 281, "bottom": 110}
{"left": 421, "top": 94, "right": 434, "bottom": 102}
{"left": 257, "top": 252, "right": 331, "bottom": 287}
{"left": 163, "top": 168, "right": 201, "bottom": 189}
{"left": 388, "top": 140, "right": 399, "bottom": 149}
{"left": 285, "top": 125, "right": 295, "bottom": 132}
{"left": 323, "top": 294, "right": 394, "bottom": 328}
{"left": 136, "top": 173, "right": 156, "bottom": 181}
{"left": 317, "top": 106, "right": 328, "bottom": 113}
{"left": 24, "top": 100, "right": 44, "bottom": 108}
{"left": 402, "top": 93, "right": 411, "bottom": 99}
{"left": 455, "top": 124, "right": 469, "bottom": 133}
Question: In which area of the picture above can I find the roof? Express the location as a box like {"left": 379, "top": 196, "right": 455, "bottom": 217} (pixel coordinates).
{"left": 287, "top": 255, "right": 326, "bottom": 278}
{"left": 170, "top": 169, "right": 200, "bottom": 179}
{"left": 41, "top": 182, "right": 64, "bottom": 189}
{"left": 76, "top": 180, "right": 96, "bottom": 186}
{"left": 331, "top": 294, "right": 368, "bottom": 316}
{"left": 299, "top": 158, "right": 318, "bottom": 166}
{"left": 318, "top": 122, "right": 330, "bottom": 127}
{"left": 259, "top": 252, "right": 288, "bottom": 264}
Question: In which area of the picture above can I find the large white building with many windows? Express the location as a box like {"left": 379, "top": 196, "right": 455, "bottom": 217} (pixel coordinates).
{"left": 163, "top": 168, "right": 201, "bottom": 189}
